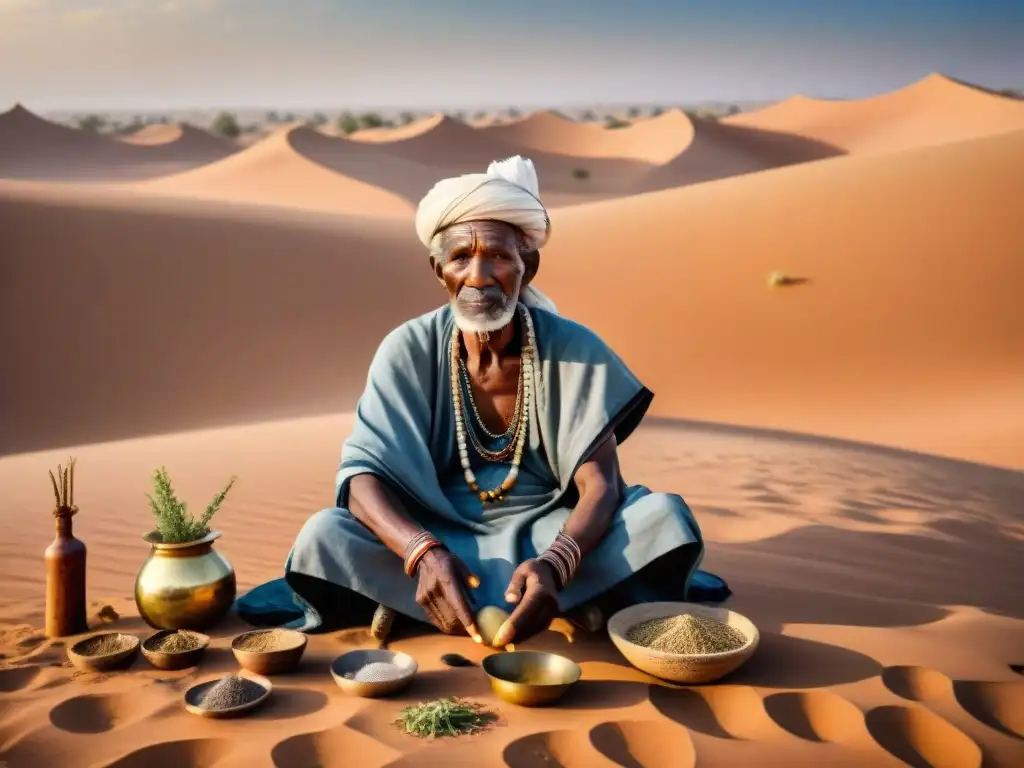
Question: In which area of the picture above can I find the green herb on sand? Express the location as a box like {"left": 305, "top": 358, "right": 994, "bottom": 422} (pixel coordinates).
{"left": 395, "top": 697, "right": 496, "bottom": 739}
{"left": 146, "top": 466, "right": 236, "bottom": 544}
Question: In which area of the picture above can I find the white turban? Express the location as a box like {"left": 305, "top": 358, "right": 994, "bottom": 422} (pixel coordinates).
{"left": 415, "top": 156, "right": 558, "bottom": 314}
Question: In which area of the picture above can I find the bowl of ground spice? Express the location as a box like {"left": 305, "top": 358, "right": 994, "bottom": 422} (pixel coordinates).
{"left": 142, "top": 629, "right": 210, "bottom": 670}
{"left": 67, "top": 632, "right": 141, "bottom": 673}
{"left": 331, "top": 649, "right": 418, "bottom": 698}
{"left": 231, "top": 628, "right": 307, "bottom": 674}
{"left": 183, "top": 673, "right": 272, "bottom": 718}
{"left": 607, "top": 602, "right": 758, "bottom": 684}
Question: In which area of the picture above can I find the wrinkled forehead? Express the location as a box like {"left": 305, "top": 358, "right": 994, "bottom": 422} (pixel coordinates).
{"left": 437, "top": 220, "right": 522, "bottom": 256}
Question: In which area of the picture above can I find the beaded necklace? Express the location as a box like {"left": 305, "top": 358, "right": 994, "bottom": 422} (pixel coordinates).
{"left": 452, "top": 304, "right": 536, "bottom": 504}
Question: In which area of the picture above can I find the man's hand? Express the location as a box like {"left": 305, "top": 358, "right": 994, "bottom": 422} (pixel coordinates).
{"left": 492, "top": 559, "right": 560, "bottom": 647}
{"left": 414, "top": 548, "right": 483, "bottom": 643}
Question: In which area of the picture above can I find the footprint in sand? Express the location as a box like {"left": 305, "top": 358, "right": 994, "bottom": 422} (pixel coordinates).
{"left": 49, "top": 691, "right": 150, "bottom": 734}
{"left": 762, "top": 691, "right": 870, "bottom": 747}
{"left": 270, "top": 725, "right": 401, "bottom": 768}
{"left": 951, "top": 680, "right": 1024, "bottom": 740}
{"left": 103, "top": 738, "right": 234, "bottom": 768}
{"left": 648, "top": 684, "right": 784, "bottom": 741}
{"left": 588, "top": 719, "right": 696, "bottom": 767}
{"left": 503, "top": 729, "right": 599, "bottom": 767}
{"left": 882, "top": 665, "right": 954, "bottom": 703}
{"left": 0, "top": 665, "right": 42, "bottom": 693}
{"left": 865, "top": 705, "right": 982, "bottom": 768}
{"left": 883, "top": 664, "right": 1024, "bottom": 740}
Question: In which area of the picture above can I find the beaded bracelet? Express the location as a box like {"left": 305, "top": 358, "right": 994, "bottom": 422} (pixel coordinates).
{"left": 403, "top": 531, "right": 443, "bottom": 578}
{"left": 538, "top": 531, "right": 582, "bottom": 590}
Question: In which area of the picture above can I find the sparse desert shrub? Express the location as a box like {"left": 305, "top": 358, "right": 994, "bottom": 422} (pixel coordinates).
{"left": 650, "top": 106, "right": 664, "bottom": 117}
{"left": 337, "top": 113, "right": 359, "bottom": 134}
{"left": 627, "top": 106, "right": 641, "bottom": 118}
{"left": 266, "top": 110, "right": 280, "bottom": 123}
{"left": 999, "top": 88, "right": 1022, "bottom": 100}
{"left": 605, "top": 116, "right": 631, "bottom": 130}
{"left": 399, "top": 111, "right": 416, "bottom": 125}
{"left": 76, "top": 114, "right": 106, "bottom": 132}
{"left": 359, "top": 112, "right": 384, "bottom": 129}
{"left": 146, "top": 467, "right": 236, "bottom": 544}
{"left": 725, "top": 104, "right": 741, "bottom": 115}
{"left": 309, "top": 112, "right": 327, "bottom": 127}
{"left": 211, "top": 112, "right": 241, "bottom": 139}
{"left": 695, "top": 109, "right": 720, "bottom": 122}
{"left": 506, "top": 107, "right": 521, "bottom": 119}
{"left": 571, "top": 167, "right": 590, "bottom": 181}
{"left": 473, "top": 110, "right": 487, "bottom": 121}
{"left": 580, "top": 109, "right": 597, "bottom": 122}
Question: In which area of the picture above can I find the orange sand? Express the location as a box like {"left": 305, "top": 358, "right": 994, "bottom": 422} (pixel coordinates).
{"left": 1, "top": 73, "right": 1022, "bottom": 767}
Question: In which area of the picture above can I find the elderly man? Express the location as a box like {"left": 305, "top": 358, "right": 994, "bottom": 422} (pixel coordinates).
{"left": 239, "top": 156, "right": 728, "bottom": 646}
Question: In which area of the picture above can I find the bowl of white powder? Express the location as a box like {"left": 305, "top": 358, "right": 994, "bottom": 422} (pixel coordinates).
{"left": 330, "top": 649, "right": 418, "bottom": 698}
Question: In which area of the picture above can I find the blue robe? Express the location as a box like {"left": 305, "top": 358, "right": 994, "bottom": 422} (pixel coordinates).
{"left": 236, "top": 304, "right": 729, "bottom": 630}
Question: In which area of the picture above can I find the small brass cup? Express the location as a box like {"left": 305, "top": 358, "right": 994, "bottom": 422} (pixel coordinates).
{"left": 482, "top": 651, "right": 581, "bottom": 707}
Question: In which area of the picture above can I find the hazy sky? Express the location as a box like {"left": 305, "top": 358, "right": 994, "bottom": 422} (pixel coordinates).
{"left": 1, "top": 0, "right": 1022, "bottom": 111}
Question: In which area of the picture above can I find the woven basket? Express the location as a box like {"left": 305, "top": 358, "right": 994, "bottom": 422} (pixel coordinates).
{"left": 607, "top": 602, "right": 758, "bottom": 684}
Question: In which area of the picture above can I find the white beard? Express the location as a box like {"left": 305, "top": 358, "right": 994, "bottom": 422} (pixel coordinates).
{"left": 450, "top": 266, "right": 523, "bottom": 335}
{"left": 451, "top": 291, "right": 519, "bottom": 334}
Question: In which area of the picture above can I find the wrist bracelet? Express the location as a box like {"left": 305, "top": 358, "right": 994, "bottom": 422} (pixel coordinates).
{"left": 403, "top": 531, "right": 442, "bottom": 577}
{"left": 538, "top": 531, "right": 582, "bottom": 589}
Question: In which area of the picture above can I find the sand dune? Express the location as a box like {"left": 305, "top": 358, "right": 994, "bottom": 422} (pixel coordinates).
{"left": 2, "top": 74, "right": 1023, "bottom": 768}
{"left": 135, "top": 127, "right": 414, "bottom": 215}
{"left": 3, "top": 131, "right": 1021, "bottom": 468}
{"left": 0, "top": 105, "right": 238, "bottom": 181}
{"left": 726, "top": 73, "right": 1024, "bottom": 154}
{"left": 542, "top": 129, "right": 1024, "bottom": 471}
{"left": 118, "top": 122, "right": 238, "bottom": 157}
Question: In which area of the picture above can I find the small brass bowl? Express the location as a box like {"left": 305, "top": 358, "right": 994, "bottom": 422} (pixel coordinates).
{"left": 142, "top": 629, "right": 210, "bottom": 670}
{"left": 67, "top": 632, "right": 141, "bottom": 673}
{"left": 231, "top": 629, "right": 307, "bottom": 675}
{"left": 482, "top": 651, "right": 581, "bottom": 707}
{"left": 183, "top": 672, "right": 272, "bottom": 719}
{"left": 330, "top": 649, "right": 418, "bottom": 698}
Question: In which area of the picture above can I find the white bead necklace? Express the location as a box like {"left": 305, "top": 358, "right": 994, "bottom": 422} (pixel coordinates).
{"left": 452, "top": 304, "right": 536, "bottom": 504}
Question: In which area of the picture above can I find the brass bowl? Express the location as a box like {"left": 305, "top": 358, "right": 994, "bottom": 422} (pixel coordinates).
{"left": 482, "top": 651, "right": 581, "bottom": 707}
{"left": 67, "top": 632, "right": 141, "bottom": 673}
{"left": 607, "top": 602, "right": 759, "bottom": 684}
{"left": 183, "top": 672, "right": 272, "bottom": 719}
{"left": 231, "top": 629, "right": 307, "bottom": 675}
{"left": 330, "top": 649, "right": 418, "bottom": 698}
{"left": 135, "top": 531, "right": 236, "bottom": 631}
{"left": 141, "top": 629, "right": 210, "bottom": 670}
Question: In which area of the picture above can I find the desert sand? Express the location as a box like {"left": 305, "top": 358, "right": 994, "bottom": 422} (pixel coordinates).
{"left": 1, "top": 72, "right": 1023, "bottom": 767}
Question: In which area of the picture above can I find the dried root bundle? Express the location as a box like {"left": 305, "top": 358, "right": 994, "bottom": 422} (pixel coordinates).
{"left": 48, "top": 457, "right": 78, "bottom": 515}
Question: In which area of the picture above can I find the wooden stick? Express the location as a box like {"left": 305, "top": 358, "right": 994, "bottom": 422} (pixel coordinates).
{"left": 49, "top": 470, "right": 61, "bottom": 507}
{"left": 69, "top": 457, "right": 76, "bottom": 507}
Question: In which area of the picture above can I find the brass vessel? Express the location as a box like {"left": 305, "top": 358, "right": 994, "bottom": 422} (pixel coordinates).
{"left": 135, "top": 531, "right": 236, "bottom": 630}
{"left": 482, "top": 651, "right": 581, "bottom": 707}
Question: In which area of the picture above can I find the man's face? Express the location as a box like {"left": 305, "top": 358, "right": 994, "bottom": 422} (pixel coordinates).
{"left": 436, "top": 220, "right": 526, "bottom": 334}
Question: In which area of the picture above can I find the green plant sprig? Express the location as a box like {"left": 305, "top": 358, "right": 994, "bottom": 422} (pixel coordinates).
{"left": 48, "top": 457, "right": 77, "bottom": 515}
{"left": 395, "top": 697, "right": 497, "bottom": 740}
{"left": 146, "top": 466, "right": 236, "bottom": 544}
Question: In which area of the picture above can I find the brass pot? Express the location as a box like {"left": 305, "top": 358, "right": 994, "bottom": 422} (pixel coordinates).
{"left": 135, "top": 531, "right": 236, "bottom": 630}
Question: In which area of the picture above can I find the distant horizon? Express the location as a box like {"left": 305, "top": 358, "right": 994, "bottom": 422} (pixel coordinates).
{"left": 1, "top": 0, "right": 1021, "bottom": 111}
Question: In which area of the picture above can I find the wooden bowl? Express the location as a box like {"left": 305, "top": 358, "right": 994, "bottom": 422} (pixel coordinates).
{"left": 183, "top": 672, "right": 272, "bottom": 718}
{"left": 607, "top": 602, "right": 758, "bottom": 684}
{"left": 231, "top": 629, "right": 307, "bottom": 675}
{"left": 67, "top": 632, "right": 141, "bottom": 673}
{"left": 141, "top": 629, "right": 210, "bottom": 670}
{"left": 482, "top": 651, "right": 581, "bottom": 707}
{"left": 330, "top": 649, "right": 418, "bottom": 698}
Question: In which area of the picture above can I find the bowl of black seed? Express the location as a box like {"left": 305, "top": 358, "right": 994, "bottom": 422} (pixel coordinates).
{"left": 330, "top": 649, "right": 418, "bottom": 698}
{"left": 142, "top": 629, "right": 210, "bottom": 670}
{"left": 183, "top": 673, "right": 272, "bottom": 718}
